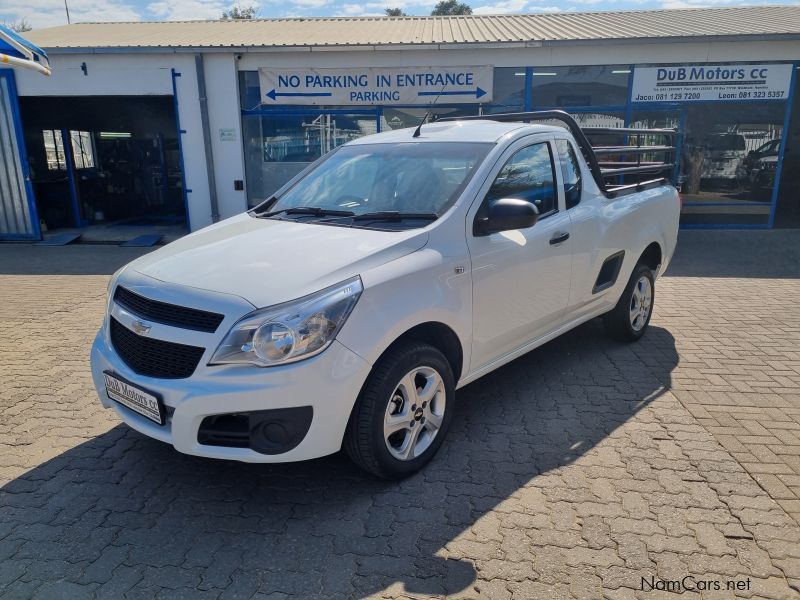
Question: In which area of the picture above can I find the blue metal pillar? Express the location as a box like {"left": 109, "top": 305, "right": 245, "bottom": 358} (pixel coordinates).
{"left": 60, "top": 128, "right": 84, "bottom": 227}
{"left": 767, "top": 62, "right": 798, "bottom": 228}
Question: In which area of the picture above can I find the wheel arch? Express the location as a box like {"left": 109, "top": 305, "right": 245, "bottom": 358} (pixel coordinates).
{"left": 374, "top": 321, "right": 465, "bottom": 384}
{"left": 343, "top": 321, "right": 461, "bottom": 478}
{"left": 638, "top": 241, "right": 663, "bottom": 272}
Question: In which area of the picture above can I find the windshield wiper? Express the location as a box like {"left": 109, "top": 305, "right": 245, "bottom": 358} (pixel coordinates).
{"left": 257, "top": 207, "right": 438, "bottom": 226}
{"left": 351, "top": 211, "right": 438, "bottom": 222}
{"left": 259, "top": 206, "right": 356, "bottom": 219}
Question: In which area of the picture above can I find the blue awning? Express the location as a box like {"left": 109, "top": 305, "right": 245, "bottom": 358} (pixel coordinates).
{"left": 0, "top": 25, "right": 51, "bottom": 76}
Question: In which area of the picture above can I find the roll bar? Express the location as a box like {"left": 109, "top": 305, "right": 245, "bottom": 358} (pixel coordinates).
{"left": 438, "top": 110, "right": 677, "bottom": 198}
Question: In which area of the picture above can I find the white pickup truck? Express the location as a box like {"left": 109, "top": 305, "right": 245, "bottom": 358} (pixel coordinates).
{"left": 91, "top": 111, "right": 680, "bottom": 478}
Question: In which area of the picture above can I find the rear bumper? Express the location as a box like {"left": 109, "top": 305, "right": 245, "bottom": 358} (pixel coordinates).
{"left": 91, "top": 329, "right": 372, "bottom": 463}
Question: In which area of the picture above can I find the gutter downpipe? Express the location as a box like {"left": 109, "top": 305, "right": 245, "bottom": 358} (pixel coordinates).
{"left": 195, "top": 53, "right": 220, "bottom": 223}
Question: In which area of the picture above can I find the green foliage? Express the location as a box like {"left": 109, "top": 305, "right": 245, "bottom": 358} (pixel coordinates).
{"left": 221, "top": 5, "right": 259, "bottom": 19}
{"left": 430, "top": 0, "right": 472, "bottom": 15}
{"left": 384, "top": 7, "right": 407, "bottom": 16}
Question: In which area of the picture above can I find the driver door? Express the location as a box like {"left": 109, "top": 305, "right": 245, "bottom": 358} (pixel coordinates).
{"left": 467, "top": 136, "right": 573, "bottom": 372}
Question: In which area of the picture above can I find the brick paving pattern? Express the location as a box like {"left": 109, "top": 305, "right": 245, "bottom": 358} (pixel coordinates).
{"left": 0, "top": 233, "right": 798, "bottom": 599}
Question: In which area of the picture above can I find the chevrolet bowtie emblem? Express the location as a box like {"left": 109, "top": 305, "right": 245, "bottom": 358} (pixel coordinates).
{"left": 132, "top": 320, "right": 152, "bottom": 335}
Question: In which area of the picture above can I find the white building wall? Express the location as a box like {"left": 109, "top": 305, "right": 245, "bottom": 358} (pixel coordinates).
{"left": 14, "top": 53, "right": 174, "bottom": 96}
{"left": 171, "top": 56, "right": 215, "bottom": 230}
{"left": 202, "top": 53, "right": 248, "bottom": 220}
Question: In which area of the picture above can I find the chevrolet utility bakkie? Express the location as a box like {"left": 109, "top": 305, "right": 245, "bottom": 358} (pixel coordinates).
{"left": 92, "top": 111, "right": 680, "bottom": 478}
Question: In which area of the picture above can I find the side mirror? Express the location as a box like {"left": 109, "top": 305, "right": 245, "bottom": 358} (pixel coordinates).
{"left": 474, "top": 198, "right": 539, "bottom": 236}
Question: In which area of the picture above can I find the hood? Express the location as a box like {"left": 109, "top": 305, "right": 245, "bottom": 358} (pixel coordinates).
{"left": 130, "top": 213, "right": 428, "bottom": 308}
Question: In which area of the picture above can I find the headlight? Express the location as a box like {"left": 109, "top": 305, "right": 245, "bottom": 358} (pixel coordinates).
{"left": 209, "top": 276, "right": 363, "bottom": 367}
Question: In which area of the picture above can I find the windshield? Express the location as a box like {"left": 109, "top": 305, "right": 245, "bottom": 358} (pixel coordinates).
{"left": 706, "top": 134, "right": 746, "bottom": 152}
{"left": 259, "top": 142, "right": 492, "bottom": 221}
{"left": 755, "top": 140, "right": 780, "bottom": 155}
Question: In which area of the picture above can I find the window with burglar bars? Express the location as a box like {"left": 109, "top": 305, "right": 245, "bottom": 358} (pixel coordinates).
{"left": 42, "top": 130, "right": 96, "bottom": 171}
{"left": 70, "top": 131, "right": 95, "bottom": 169}
{"left": 43, "top": 130, "right": 66, "bottom": 171}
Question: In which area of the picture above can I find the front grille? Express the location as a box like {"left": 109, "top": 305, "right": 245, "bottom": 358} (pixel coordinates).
{"left": 114, "top": 286, "right": 224, "bottom": 333}
{"left": 110, "top": 317, "right": 205, "bottom": 379}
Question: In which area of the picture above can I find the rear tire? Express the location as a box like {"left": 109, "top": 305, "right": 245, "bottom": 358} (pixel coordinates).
{"left": 603, "top": 263, "right": 655, "bottom": 342}
{"left": 344, "top": 342, "right": 454, "bottom": 479}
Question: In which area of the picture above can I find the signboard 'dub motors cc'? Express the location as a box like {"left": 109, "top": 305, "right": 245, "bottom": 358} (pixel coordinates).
{"left": 632, "top": 63, "right": 793, "bottom": 103}
{"left": 259, "top": 66, "right": 494, "bottom": 106}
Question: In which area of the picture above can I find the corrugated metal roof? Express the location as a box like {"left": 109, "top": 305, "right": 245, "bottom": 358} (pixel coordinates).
{"left": 25, "top": 6, "right": 800, "bottom": 50}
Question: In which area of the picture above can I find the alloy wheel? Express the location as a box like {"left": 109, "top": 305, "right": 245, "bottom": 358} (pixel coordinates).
{"left": 383, "top": 366, "right": 446, "bottom": 461}
{"left": 629, "top": 275, "right": 652, "bottom": 332}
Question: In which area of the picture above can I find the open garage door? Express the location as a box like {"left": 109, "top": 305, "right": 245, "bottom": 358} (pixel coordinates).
{"left": 19, "top": 95, "right": 186, "bottom": 237}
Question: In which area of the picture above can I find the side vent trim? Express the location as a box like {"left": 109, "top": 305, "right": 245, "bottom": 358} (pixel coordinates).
{"left": 593, "top": 250, "right": 626, "bottom": 294}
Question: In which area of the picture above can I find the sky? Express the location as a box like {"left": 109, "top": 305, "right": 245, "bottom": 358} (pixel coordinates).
{"left": 1, "top": 0, "right": 798, "bottom": 30}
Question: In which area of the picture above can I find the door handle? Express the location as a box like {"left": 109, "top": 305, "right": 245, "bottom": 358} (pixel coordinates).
{"left": 550, "top": 232, "right": 570, "bottom": 245}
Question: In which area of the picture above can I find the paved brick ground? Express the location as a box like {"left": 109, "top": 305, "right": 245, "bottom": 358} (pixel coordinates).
{"left": 0, "top": 232, "right": 799, "bottom": 599}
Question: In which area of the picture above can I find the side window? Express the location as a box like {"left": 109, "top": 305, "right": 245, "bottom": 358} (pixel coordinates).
{"left": 556, "top": 139, "right": 582, "bottom": 209}
{"left": 485, "top": 142, "right": 556, "bottom": 216}
{"left": 70, "top": 131, "right": 95, "bottom": 170}
{"left": 43, "top": 130, "right": 66, "bottom": 171}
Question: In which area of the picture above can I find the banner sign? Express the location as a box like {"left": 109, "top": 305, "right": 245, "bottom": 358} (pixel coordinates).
{"left": 631, "top": 63, "right": 793, "bottom": 103}
{"left": 258, "top": 66, "right": 493, "bottom": 106}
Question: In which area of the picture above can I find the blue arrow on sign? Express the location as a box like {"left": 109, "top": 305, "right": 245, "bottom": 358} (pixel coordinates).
{"left": 417, "top": 87, "right": 487, "bottom": 99}
{"left": 266, "top": 89, "right": 333, "bottom": 101}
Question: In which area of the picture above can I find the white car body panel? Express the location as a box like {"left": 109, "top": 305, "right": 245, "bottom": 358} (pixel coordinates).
{"left": 465, "top": 133, "right": 573, "bottom": 370}
{"left": 130, "top": 212, "right": 429, "bottom": 309}
{"left": 91, "top": 334, "right": 371, "bottom": 462}
{"left": 90, "top": 120, "right": 680, "bottom": 463}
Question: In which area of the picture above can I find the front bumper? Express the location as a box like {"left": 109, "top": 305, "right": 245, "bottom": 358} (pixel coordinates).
{"left": 91, "top": 329, "right": 372, "bottom": 463}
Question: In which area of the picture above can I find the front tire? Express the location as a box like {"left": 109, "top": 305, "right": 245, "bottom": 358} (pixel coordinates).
{"left": 344, "top": 342, "right": 455, "bottom": 479}
{"left": 603, "top": 263, "right": 655, "bottom": 342}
